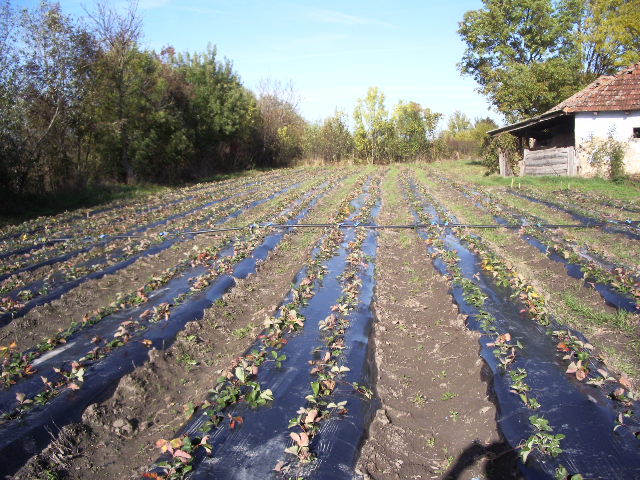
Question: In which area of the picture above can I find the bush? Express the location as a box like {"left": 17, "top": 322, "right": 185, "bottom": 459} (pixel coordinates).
{"left": 480, "top": 134, "right": 520, "bottom": 175}
{"left": 583, "top": 129, "right": 627, "bottom": 181}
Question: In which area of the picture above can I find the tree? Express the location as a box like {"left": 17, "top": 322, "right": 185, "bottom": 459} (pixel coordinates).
{"left": 458, "top": 0, "right": 639, "bottom": 121}
{"left": 255, "top": 78, "right": 305, "bottom": 166}
{"left": 178, "top": 45, "right": 257, "bottom": 172}
{"left": 0, "top": 1, "right": 97, "bottom": 194}
{"left": 88, "top": 0, "right": 143, "bottom": 184}
{"left": 319, "top": 111, "right": 354, "bottom": 163}
{"left": 353, "top": 86, "right": 390, "bottom": 164}
{"left": 392, "top": 101, "right": 442, "bottom": 161}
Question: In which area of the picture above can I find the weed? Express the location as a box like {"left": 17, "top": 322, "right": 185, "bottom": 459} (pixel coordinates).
{"left": 441, "top": 391, "right": 458, "bottom": 401}
{"left": 177, "top": 353, "right": 198, "bottom": 367}
{"left": 449, "top": 410, "right": 460, "bottom": 422}
{"left": 425, "top": 436, "right": 436, "bottom": 448}
{"left": 412, "top": 392, "right": 427, "bottom": 407}
{"left": 232, "top": 323, "right": 256, "bottom": 339}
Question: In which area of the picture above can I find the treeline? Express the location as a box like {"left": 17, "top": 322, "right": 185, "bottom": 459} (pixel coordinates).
{"left": 459, "top": 0, "right": 639, "bottom": 122}
{"left": 302, "top": 88, "right": 496, "bottom": 165}
{"left": 0, "top": 1, "right": 309, "bottom": 196}
{"left": 0, "top": 0, "right": 491, "bottom": 198}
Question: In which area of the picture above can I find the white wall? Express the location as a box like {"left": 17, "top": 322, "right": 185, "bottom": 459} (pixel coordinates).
{"left": 575, "top": 110, "right": 640, "bottom": 176}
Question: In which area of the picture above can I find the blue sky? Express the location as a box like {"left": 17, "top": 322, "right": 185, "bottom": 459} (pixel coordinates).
{"left": 21, "top": 0, "right": 501, "bottom": 127}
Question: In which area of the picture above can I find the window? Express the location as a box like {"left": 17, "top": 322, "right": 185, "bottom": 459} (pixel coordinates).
{"left": 634, "top": 127, "right": 640, "bottom": 139}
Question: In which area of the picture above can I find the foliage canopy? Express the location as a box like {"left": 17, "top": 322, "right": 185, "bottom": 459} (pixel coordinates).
{"left": 458, "top": 0, "right": 640, "bottom": 121}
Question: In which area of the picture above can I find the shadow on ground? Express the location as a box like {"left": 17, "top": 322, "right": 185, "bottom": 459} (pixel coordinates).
{"left": 444, "top": 440, "right": 523, "bottom": 480}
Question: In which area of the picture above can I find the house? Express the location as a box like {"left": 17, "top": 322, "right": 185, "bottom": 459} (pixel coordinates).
{"left": 488, "top": 63, "right": 640, "bottom": 177}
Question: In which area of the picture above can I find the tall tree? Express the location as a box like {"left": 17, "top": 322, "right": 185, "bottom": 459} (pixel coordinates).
{"left": 88, "top": 0, "right": 142, "bottom": 184}
{"left": 0, "top": 1, "right": 97, "bottom": 193}
{"left": 392, "top": 101, "right": 441, "bottom": 161}
{"left": 458, "top": 0, "right": 639, "bottom": 121}
{"left": 255, "top": 78, "right": 304, "bottom": 166}
{"left": 353, "top": 86, "right": 390, "bottom": 164}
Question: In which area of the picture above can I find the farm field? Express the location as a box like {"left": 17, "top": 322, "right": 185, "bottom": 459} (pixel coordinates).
{"left": 1, "top": 164, "right": 639, "bottom": 480}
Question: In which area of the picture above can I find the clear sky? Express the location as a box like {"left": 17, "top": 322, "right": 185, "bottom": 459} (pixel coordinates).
{"left": 20, "top": 0, "right": 502, "bottom": 127}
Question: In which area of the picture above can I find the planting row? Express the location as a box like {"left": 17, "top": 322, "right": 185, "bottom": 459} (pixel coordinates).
{"left": 0, "top": 170, "right": 334, "bottom": 324}
{"left": 0, "top": 171, "right": 362, "bottom": 476}
{"left": 141, "top": 174, "right": 382, "bottom": 479}
{"left": 0, "top": 170, "right": 290, "bottom": 254}
{"left": 0, "top": 169, "right": 306, "bottom": 278}
{"left": 403, "top": 170, "right": 639, "bottom": 479}
{"left": 429, "top": 173, "right": 640, "bottom": 312}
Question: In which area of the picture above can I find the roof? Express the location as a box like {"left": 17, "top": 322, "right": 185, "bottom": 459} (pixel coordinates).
{"left": 489, "top": 63, "right": 640, "bottom": 136}
{"left": 488, "top": 110, "right": 570, "bottom": 136}
{"left": 550, "top": 63, "right": 640, "bottom": 113}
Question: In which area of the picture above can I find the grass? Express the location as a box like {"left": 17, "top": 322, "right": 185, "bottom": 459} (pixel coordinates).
{"left": 562, "top": 294, "right": 636, "bottom": 333}
{"left": 601, "top": 346, "right": 640, "bottom": 378}
{"left": 441, "top": 391, "right": 458, "bottom": 401}
{"left": 412, "top": 392, "right": 427, "bottom": 407}
{"left": 382, "top": 165, "right": 415, "bottom": 246}
{"left": 430, "top": 159, "right": 640, "bottom": 201}
{"left": 413, "top": 161, "right": 640, "bottom": 266}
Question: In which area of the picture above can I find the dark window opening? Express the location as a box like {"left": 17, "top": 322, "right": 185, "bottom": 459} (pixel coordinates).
{"left": 634, "top": 127, "right": 640, "bottom": 138}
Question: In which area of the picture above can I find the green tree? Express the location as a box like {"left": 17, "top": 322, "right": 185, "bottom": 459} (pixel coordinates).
{"left": 178, "top": 45, "right": 257, "bottom": 171}
{"left": 353, "top": 86, "right": 390, "bottom": 164}
{"left": 392, "top": 101, "right": 442, "bottom": 161}
{"left": 458, "top": 0, "right": 639, "bottom": 121}
{"left": 0, "top": 0, "right": 97, "bottom": 194}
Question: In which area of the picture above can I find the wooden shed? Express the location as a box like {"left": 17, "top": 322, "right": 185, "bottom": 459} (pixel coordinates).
{"left": 489, "top": 63, "right": 640, "bottom": 177}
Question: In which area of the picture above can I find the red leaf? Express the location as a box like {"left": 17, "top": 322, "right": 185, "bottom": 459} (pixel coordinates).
{"left": 142, "top": 473, "right": 163, "bottom": 479}
{"left": 173, "top": 449, "right": 192, "bottom": 462}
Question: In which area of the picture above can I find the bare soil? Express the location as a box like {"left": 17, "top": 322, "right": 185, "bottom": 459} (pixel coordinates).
{"left": 419, "top": 174, "right": 640, "bottom": 385}
{"left": 357, "top": 180, "right": 517, "bottom": 480}
{"left": 13, "top": 175, "right": 356, "bottom": 480}
{"left": 5, "top": 166, "right": 639, "bottom": 480}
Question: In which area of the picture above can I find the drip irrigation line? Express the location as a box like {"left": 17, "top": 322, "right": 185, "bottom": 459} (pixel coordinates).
{"left": 10, "top": 221, "right": 617, "bottom": 248}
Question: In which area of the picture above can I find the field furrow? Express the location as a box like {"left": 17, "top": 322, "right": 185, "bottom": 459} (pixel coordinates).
{"left": 1, "top": 165, "right": 638, "bottom": 480}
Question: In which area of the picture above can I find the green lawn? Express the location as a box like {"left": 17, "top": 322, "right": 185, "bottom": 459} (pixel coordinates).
{"left": 429, "top": 159, "right": 640, "bottom": 202}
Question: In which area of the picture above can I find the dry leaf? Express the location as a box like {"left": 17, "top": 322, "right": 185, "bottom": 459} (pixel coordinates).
{"left": 619, "top": 374, "right": 633, "bottom": 390}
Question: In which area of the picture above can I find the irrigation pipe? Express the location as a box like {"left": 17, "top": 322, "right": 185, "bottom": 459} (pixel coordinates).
{"left": 120, "top": 221, "right": 620, "bottom": 236}
{"left": 15, "top": 221, "right": 630, "bottom": 246}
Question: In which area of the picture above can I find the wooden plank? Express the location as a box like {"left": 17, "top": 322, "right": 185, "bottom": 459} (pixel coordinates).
{"left": 527, "top": 164, "right": 568, "bottom": 172}
{"left": 525, "top": 162, "right": 568, "bottom": 170}
{"left": 524, "top": 166, "right": 568, "bottom": 175}
{"left": 528, "top": 158, "right": 568, "bottom": 166}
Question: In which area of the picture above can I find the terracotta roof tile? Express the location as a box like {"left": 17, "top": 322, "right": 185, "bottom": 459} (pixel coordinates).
{"left": 546, "top": 63, "right": 640, "bottom": 113}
